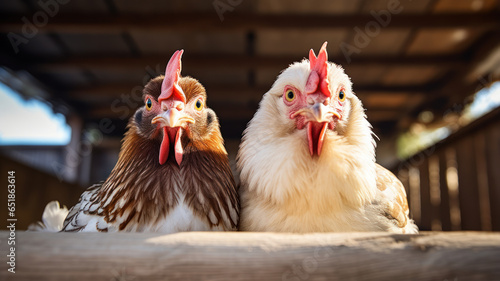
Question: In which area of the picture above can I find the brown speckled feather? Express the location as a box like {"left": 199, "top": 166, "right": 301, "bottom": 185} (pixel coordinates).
{"left": 183, "top": 148, "right": 239, "bottom": 229}
{"left": 375, "top": 164, "right": 411, "bottom": 231}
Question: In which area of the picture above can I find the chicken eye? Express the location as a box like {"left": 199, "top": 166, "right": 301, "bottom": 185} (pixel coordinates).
{"left": 195, "top": 99, "right": 203, "bottom": 111}
{"left": 338, "top": 90, "right": 346, "bottom": 102}
{"left": 285, "top": 89, "right": 296, "bottom": 102}
{"left": 146, "top": 98, "right": 153, "bottom": 110}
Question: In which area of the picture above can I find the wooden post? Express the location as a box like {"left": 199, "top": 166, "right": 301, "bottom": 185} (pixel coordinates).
{"left": 486, "top": 123, "right": 500, "bottom": 231}
{"left": 456, "top": 137, "right": 482, "bottom": 230}
{"left": 1, "top": 231, "right": 499, "bottom": 280}
{"left": 418, "top": 158, "right": 432, "bottom": 231}
{"left": 61, "top": 114, "right": 84, "bottom": 184}
{"left": 437, "top": 150, "right": 452, "bottom": 230}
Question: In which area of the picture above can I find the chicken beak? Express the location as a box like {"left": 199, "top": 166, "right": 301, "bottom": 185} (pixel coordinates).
{"left": 151, "top": 109, "right": 194, "bottom": 166}
{"left": 292, "top": 103, "right": 340, "bottom": 123}
{"left": 151, "top": 108, "right": 195, "bottom": 129}
{"left": 293, "top": 103, "right": 340, "bottom": 157}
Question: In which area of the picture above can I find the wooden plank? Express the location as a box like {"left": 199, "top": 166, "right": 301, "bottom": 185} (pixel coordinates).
{"left": 344, "top": 29, "right": 409, "bottom": 55}
{"left": 397, "top": 168, "right": 413, "bottom": 222}
{"left": 445, "top": 147, "right": 462, "bottom": 231}
{"left": 437, "top": 150, "right": 452, "bottom": 231}
{"left": 409, "top": 167, "right": 422, "bottom": 226}
{"left": 407, "top": 29, "right": 481, "bottom": 55}
{"left": 455, "top": 137, "right": 482, "bottom": 230}
{"left": 257, "top": 0, "right": 359, "bottom": 14}
{"left": 381, "top": 65, "right": 444, "bottom": 85}
{"left": 256, "top": 29, "right": 348, "bottom": 57}
{"left": 0, "top": 231, "right": 499, "bottom": 280}
{"left": 486, "top": 122, "right": 500, "bottom": 231}
{"left": 25, "top": 54, "right": 466, "bottom": 72}
{"left": 397, "top": 169, "right": 410, "bottom": 201}
{"left": 428, "top": 155, "right": 442, "bottom": 230}
{"left": 417, "top": 158, "right": 432, "bottom": 231}
{"left": 361, "top": 0, "right": 433, "bottom": 13}
{"left": 433, "top": 0, "right": 498, "bottom": 13}
{"left": 474, "top": 131, "right": 492, "bottom": 231}
{"left": 362, "top": 93, "right": 409, "bottom": 108}
{"left": 397, "top": 168, "right": 425, "bottom": 227}
{"left": 1, "top": 13, "right": 499, "bottom": 33}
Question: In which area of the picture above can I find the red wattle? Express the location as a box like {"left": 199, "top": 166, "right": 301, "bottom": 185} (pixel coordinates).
{"left": 307, "top": 122, "right": 328, "bottom": 156}
{"left": 159, "top": 127, "right": 184, "bottom": 165}
{"left": 159, "top": 127, "right": 170, "bottom": 165}
{"left": 174, "top": 129, "right": 183, "bottom": 166}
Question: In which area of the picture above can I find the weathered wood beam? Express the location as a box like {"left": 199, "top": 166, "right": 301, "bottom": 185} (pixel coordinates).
{"left": 0, "top": 231, "right": 498, "bottom": 280}
{"left": 28, "top": 54, "right": 465, "bottom": 72}
{"left": 1, "top": 13, "right": 499, "bottom": 33}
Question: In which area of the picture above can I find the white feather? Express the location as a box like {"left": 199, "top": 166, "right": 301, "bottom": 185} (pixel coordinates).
{"left": 155, "top": 194, "right": 224, "bottom": 233}
{"left": 28, "top": 201, "right": 69, "bottom": 232}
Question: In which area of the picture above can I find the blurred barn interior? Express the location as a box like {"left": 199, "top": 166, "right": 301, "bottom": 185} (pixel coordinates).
{"left": 0, "top": 0, "right": 499, "bottom": 231}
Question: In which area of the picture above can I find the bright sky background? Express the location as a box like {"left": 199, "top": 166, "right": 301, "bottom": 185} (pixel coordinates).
{"left": 467, "top": 81, "right": 500, "bottom": 119}
{"left": 0, "top": 83, "right": 71, "bottom": 145}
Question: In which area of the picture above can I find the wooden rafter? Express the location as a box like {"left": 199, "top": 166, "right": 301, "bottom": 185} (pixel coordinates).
{"left": 23, "top": 54, "right": 466, "bottom": 72}
{"left": 1, "top": 13, "right": 500, "bottom": 33}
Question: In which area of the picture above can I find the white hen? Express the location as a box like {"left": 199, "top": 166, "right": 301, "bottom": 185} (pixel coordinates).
{"left": 237, "top": 42, "right": 418, "bottom": 234}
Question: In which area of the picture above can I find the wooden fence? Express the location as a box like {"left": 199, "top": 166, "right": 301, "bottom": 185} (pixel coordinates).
{"left": 393, "top": 107, "right": 500, "bottom": 231}
{"left": 1, "top": 231, "right": 499, "bottom": 280}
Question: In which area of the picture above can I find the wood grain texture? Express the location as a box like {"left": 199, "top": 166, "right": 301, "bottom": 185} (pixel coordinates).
{"left": 1, "top": 231, "right": 499, "bottom": 281}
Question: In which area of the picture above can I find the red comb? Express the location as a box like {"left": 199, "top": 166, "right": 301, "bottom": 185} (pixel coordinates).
{"left": 306, "top": 42, "right": 331, "bottom": 97}
{"left": 158, "top": 50, "right": 186, "bottom": 103}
